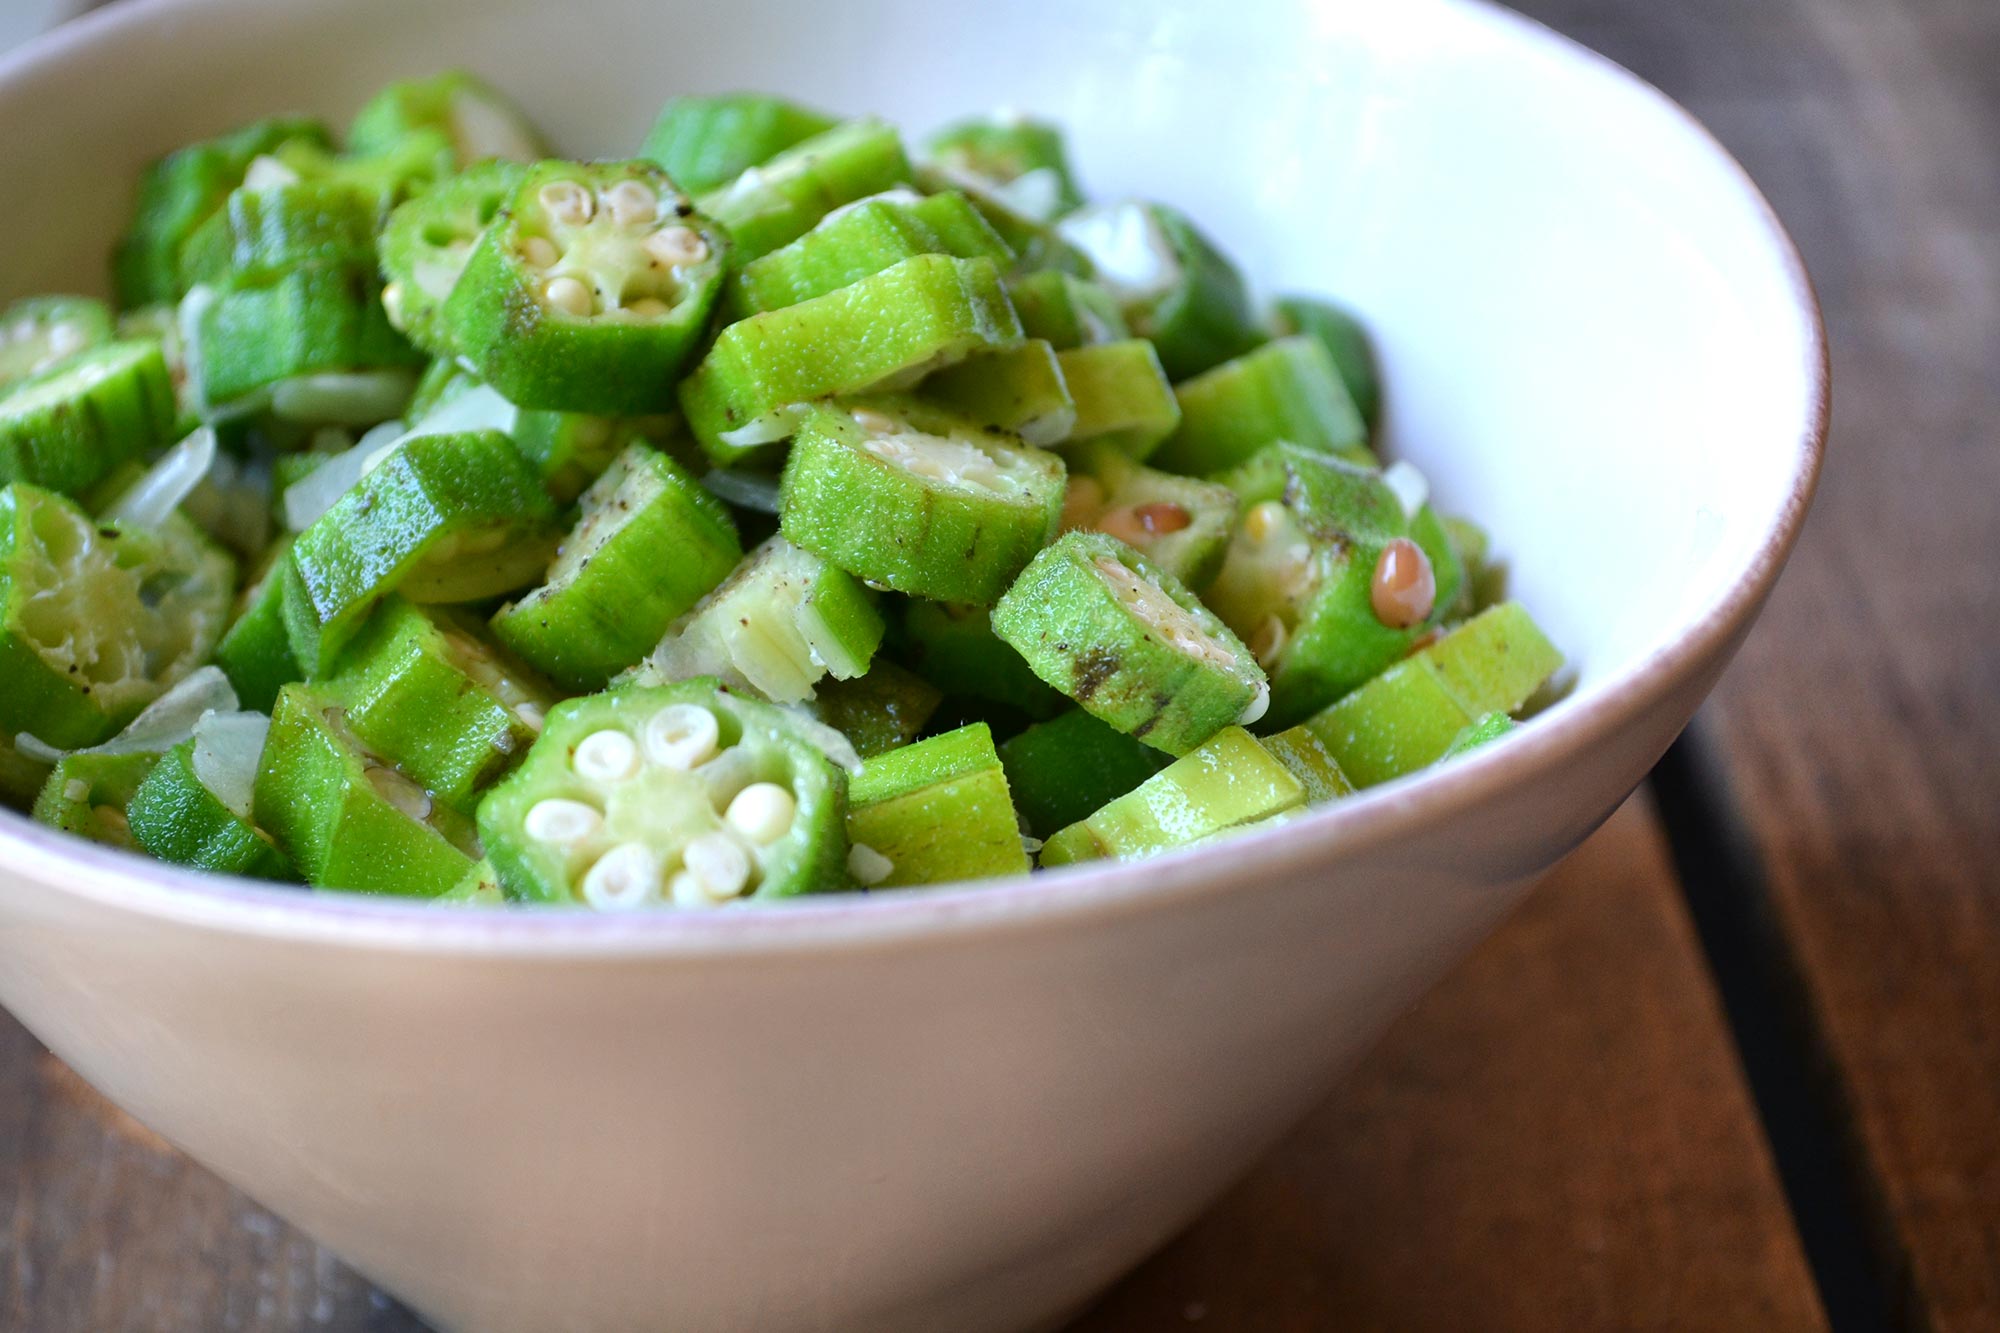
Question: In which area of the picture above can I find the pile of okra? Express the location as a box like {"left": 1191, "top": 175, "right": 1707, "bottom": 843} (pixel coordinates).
{"left": 0, "top": 72, "right": 1563, "bottom": 907}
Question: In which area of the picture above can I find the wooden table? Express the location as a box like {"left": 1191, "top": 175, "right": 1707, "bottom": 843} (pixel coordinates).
{"left": 5, "top": 0, "right": 1995, "bottom": 1327}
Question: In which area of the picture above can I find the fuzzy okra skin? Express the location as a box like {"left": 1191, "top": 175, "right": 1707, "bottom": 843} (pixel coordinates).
{"left": 1152, "top": 336, "right": 1371, "bottom": 477}
{"left": 640, "top": 94, "right": 839, "bottom": 196}
{"left": 379, "top": 161, "right": 525, "bottom": 354}
{"left": 1260, "top": 723, "right": 1356, "bottom": 803}
{"left": 921, "top": 340, "right": 1077, "bottom": 447}
{"left": 284, "top": 429, "right": 561, "bottom": 676}
{"left": 695, "top": 118, "right": 915, "bottom": 262}
{"left": 348, "top": 70, "right": 548, "bottom": 167}
{"left": 1054, "top": 340, "right": 1180, "bottom": 459}
{"left": 900, "top": 599, "right": 1066, "bottom": 720}
{"left": 679, "top": 253, "right": 1024, "bottom": 468}
{"left": 1059, "top": 440, "right": 1238, "bottom": 587}
{"left": 726, "top": 190, "right": 1012, "bottom": 318}
{"left": 1271, "top": 296, "right": 1382, "bottom": 433}
{"left": 845, "top": 722, "right": 1028, "bottom": 886}
{"left": 178, "top": 179, "right": 385, "bottom": 294}
{"left": 804, "top": 659, "right": 942, "bottom": 759}
{"left": 996, "top": 707, "right": 1167, "bottom": 840}
{"left": 189, "top": 264, "right": 423, "bottom": 409}
{"left": 1038, "top": 725, "right": 1304, "bottom": 866}
{"left": 992, "top": 530, "right": 1267, "bottom": 756}
{"left": 128, "top": 739, "right": 296, "bottom": 881}
{"left": 493, "top": 445, "right": 742, "bottom": 693}
{"left": 1006, "top": 271, "right": 1128, "bottom": 350}
{"left": 0, "top": 296, "right": 113, "bottom": 390}
{"left": 478, "top": 680, "right": 849, "bottom": 908}
{"left": 1444, "top": 711, "right": 1516, "bottom": 759}
{"left": 0, "top": 340, "right": 176, "bottom": 498}
{"left": 214, "top": 538, "right": 301, "bottom": 713}
{"left": 255, "top": 683, "right": 479, "bottom": 896}
{"left": 32, "top": 752, "right": 161, "bottom": 850}
{"left": 925, "top": 116, "right": 1085, "bottom": 221}
{"left": 779, "top": 400, "right": 1066, "bottom": 604}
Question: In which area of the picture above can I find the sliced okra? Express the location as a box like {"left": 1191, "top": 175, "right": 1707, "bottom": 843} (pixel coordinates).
{"left": 995, "top": 707, "right": 1167, "bottom": 840}
{"left": 639, "top": 93, "right": 839, "bottom": 196}
{"left": 1058, "top": 440, "right": 1237, "bottom": 587}
{"left": 639, "top": 536, "right": 883, "bottom": 705}
{"left": 0, "top": 340, "right": 176, "bottom": 497}
{"left": 274, "top": 130, "right": 458, "bottom": 213}
{"left": 900, "top": 599, "right": 1066, "bottom": 721}
{"left": 213, "top": 537, "right": 301, "bottom": 713}
{"left": 1271, "top": 295, "right": 1381, "bottom": 433}
{"left": 778, "top": 400, "right": 1065, "bottom": 604}
{"left": 443, "top": 160, "right": 728, "bottom": 415}
{"left": 695, "top": 118, "right": 914, "bottom": 262}
{"left": 438, "top": 858, "right": 507, "bottom": 906}
{"left": 0, "top": 296, "right": 113, "bottom": 390}
{"left": 177, "top": 179, "right": 385, "bottom": 293}
{"left": 0, "top": 732, "right": 52, "bottom": 810}
{"left": 803, "top": 659, "right": 942, "bottom": 760}
{"left": 379, "top": 161, "right": 526, "bottom": 354}
{"left": 920, "top": 340, "right": 1077, "bottom": 447}
{"left": 1259, "top": 723, "right": 1355, "bottom": 803}
{"left": 477, "top": 680, "right": 849, "bottom": 908}
{"left": 680, "top": 254, "right": 1023, "bottom": 468}
{"left": 347, "top": 70, "right": 548, "bottom": 166}
{"left": 1443, "top": 711, "right": 1516, "bottom": 759}
{"left": 1152, "top": 335, "right": 1370, "bottom": 476}
{"left": 1037, "top": 725, "right": 1303, "bottom": 866}
{"left": 1006, "top": 271, "right": 1127, "bottom": 350}
{"left": 127, "top": 730, "right": 296, "bottom": 881}
{"left": 915, "top": 166, "right": 1093, "bottom": 277}
{"left": 925, "top": 115, "right": 1086, "bottom": 221}
{"left": 0, "top": 486, "right": 234, "bottom": 749}
{"left": 1056, "top": 201, "right": 1261, "bottom": 381}
{"left": 254, "top": 682, "right": 479, "bottom": 895}
{"left": 492, "top": 444, "right": 742, "bottom": 693}
{"left": 1419, "top": 601, "right": 1563, "bottom": 719}
{"left": 327, "top": 598, "right": 555, "bottom": 815}
{"left": 284, "top": 429, "right": 561, "bottom": 675}
{"left": 1054, "top": 339, "right": 1180, "bottom": 459}
{"left": 991, "top": 530, "right": 1267, "bottom": 756}
{"left": 113, "top": 115, "right": 334, "bottom": 308}
{"left": 32, "top": 751, "right": 160, "bottom": 850}
{"left": 186, "top": 263, "right": 423, "bottom": 411}
{"left": 844, "top": 722, "right": 1028, "bottom": 887}
{"left": 725, "top": 189, "right": 1011, "bottom": 317}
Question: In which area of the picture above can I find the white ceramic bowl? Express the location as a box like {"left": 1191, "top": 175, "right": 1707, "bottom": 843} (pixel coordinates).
{"left": 0, "top": 1, "right": 1824, "bottom": 1329}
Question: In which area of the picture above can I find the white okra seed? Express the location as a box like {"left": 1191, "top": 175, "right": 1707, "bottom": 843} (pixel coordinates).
{"left": 643, "top": 704, "right": 719, "bottom": 770}
{"left": 668, "top": 870, "right": 711, "bottom": 909}
{"left": 581, "top": 843, "right": 660, "bottom": 910}
{"left": 365, "top": 765, "right": 433, "bottom": 822}
{"left": 545, "top": 276, "right": 594, "bottom": 316}
{"left": 573, "top": 729, "right": 641, "bottom": 782}
{"left": 683, "top": 832, "right": 751, "bottom": 900}
{"left": 1237, "top": 678, "right": 1271, "bottom": 726}
{"left": 850, "top": 407, "right": 901, "bottom": 436}
{"left": 514, "top": 701, "right": 547, "bottom": 733}
{"left": 380, "top": 281, "right": 407, "bottom": 329}
{"left": 603, "top": 179, "right": 660, "bottom": 226}
{"left": 524, "top": 798, "right": 602, "bottom": 846}
{"left": 848, "top": 843, "right": 894, "bottom": 887}
{"left": 644, "top": 225, "right": 708, "bottom": 266}
{"left": 520, "top": 236, "right": 559, "bottom": 268}
{"left": 725, "top": 782, "right": 796, "bottom": 845}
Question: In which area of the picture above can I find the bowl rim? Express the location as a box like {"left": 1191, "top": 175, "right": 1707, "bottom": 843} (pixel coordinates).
{"left": 0, "top": 0, "right": 1829, "bottom": 958}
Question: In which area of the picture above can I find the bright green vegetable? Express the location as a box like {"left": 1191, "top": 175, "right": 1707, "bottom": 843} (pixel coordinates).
{"left": 32, "top": 752, "right": 160, "bottom": 849}
{"left": 348, "top": 70, "right": 548, "bottom": 166}
{"left": 804, "top": 660, "right": 942, "bottom": 759}
{"left": 996, "top": 707, "right": 1167, "bottom": 839}
{"left": 1271, "top": 295, "right": 1382, "bottom": 432}
{"left": 1152, "top": 336, "right": 1370, "bottom": 476}
{"left": 899, "top": 599, "right": 1066, "bottom": 720}
{"left": 1260, "top": 723, "right": 1356, "bottom": 803}
{"left": 186, "top": 264, "right": 422, "bottom": 410}
{"left": 477, "top": 680, "right": 849, "bottom": 907}
{"left": 1006, "top": 271, "right": 1127, "bottom": 350}
{"left": 1443, "top": 710, "right": 1516, "bottom": 759}
{"left": 1058, "top": 440, "right": 1237, "bottom": 586}
{"left": 0, "top": 297, "right": 113, "bottom": 390}
{"left": 921, "top": 340, "right": 1077, "bottom": 447}
{"left": 845, "top": 723, "right": 1028, "bottom": 886}
{"left": 178, "top": 179, "right": 385, "bottom": 294}
{"left": 1057, "top": 201, "right": 1261, "bottom": 381}
{"left": 127, "top": 731, "right": 295, "bottom": 880}
{"left": 0, "top": 340, "right": 176, "bottom": 497}
{"left": 726, "top": 189, "right": 1011, "bottom": 317}
{"left": 640, "top": 93, "right": 839, "bottom": 196}
{"left": 438, "top": 858, "right": 508, "bottom": 906}
{"left": 695, "top": 118, "right": 913, "bottom": 262}
{"left": 925, "top": 115, "right": 1085, "bottom": 220}
{"left": 1053, "top": 340, "right": 1179, "bottom": 459}
{"left": 213, "top": 538, "right": 301, "bottom": 713}
{"left": 378, "top": 161, "right": 525, "bottom": 353}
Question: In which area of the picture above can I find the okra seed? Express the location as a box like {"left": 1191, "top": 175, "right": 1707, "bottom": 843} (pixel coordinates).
{"left": 1370, "top": 537, "right": 1436, "bottom": 629}
{"left": 850, "top": 407, "right": 901, "bottom": 436}
{"left": 514, "top": 701, "right": 547, "bottom": 733}
{"left": 381, "top": 282, "right": 407, "bottom": 329}
{"left": 602, "top": 180, "right": 659, "bottom": 226}
{"left": 1250, "top": 615, "right": 1288, "bottom": 667}
{"left": 667, "top": 871, "right": 712, "bottom": 909}
{"left": 581, "top": 843, "right": 659, "bottom": 910}
{"left": 573, "top": 729, "right": 641, "bottom": 782}
{"left": 643, "top": 704, "right": 719, "bottom": 770}
{"left": 524, "top": 798, "right": 601, "bottom": 846}
{"left": 544, "top": 276, "right": 594, "bottom": 316}
{"left": 538, "top": 180, "right": 594, "bottom": 225}
{"left": 627, "top": 297, "right": 670, "bottom": 319}
{"left": 1097, "top": 501, "right": 1190, "bottom": 547}
{"left": 1243, "top": 500, "right": 1287, "bottom": 545}
{"left": 725, "top": 782, "right": 796, "bottom": 845}
{"left": 365, "top": 765, "right": 433, "bottom": 822}
{"left": 848, "top": 843, "right": 894, "bottom": 886}
{"left": 644, "top": 225, "right": 708, "bottom": 266}
{"left": 520, "top": 236, "right": 559, "bottom": 268}
{"left": 1238, "top": 678, "right": 1271, "bottom": 726}
{"left": 683, "top": 832, "right": 752, "bottom": 900}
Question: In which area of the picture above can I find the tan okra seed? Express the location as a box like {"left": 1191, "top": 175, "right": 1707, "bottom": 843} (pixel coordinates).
{"left": 602, "top": 179, "right": 659, "bottom": 226}
{"left": 539, "top": 180, "right": 594, "bottom": 225}
{"left": 521, "top": 236, "right": 559, "bottom": 269}
{"left": 1370, "top": 536, "right": 1436, "bottom": 629}
{"left": 545, "top": 276, "right": 594, "bottom": 316}
{"left": 644, "top": 225, "right": 708, "bottom": 267}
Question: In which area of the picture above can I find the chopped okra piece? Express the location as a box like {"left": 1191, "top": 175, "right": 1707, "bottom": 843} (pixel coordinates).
{"left": 254, "top": 683, "right": 479, "bottom": 895}
{"left": 779, "top": 400, "right": 1065, "bottom": 604}
{"left": 178, "top": 179, "right": 385, "bottom": 294}
{"left": 0, "top": 486, "right": 234, "bottom": 749}
{"left": 639, "top": 536, "right": 883, "bottom": 705}
{"left": 438, "top": 858, "right": 508, "bottom": 906}
{"left": 1058, "top": 440, "right": 1238, "bottom": 587}
{"left": 284, "top": 429, "right": 561, "bottom": 675}
{"left": 214, "top": 538, "right": 301, "bottom": 713}
{"left": 916, "top": 166, "right": 1093, "bottom": 277}
{"left": 128, "top": 724, "right": 296, "bottom": 881}
{"left": 186, "top": 264, "right": 423, "bottom": 410}
{"left": 0, "top": 733, "right": 52, "bottom": 810}
{"left": 347, "top": 70, "right": 548, "bottom": 166}
{"left": 379, "top": 161, "right": 526, "bottom": 354}
{"left": 443, "top": 160, "right": 727, "bottom": 415}
{"left": 992, "top": 530, "right": 1267, "bottom": 756}
{"left": 477, "top": 680, "right": 849, "bottom": 907}
{"left": 996, "top": 707, "right": 1167, "bottom": 840}
{"left": 679, "top": 253, "right": 1024, "bottom": 468}
{"left": 1037, "top": 725, "right": 1303, "bottom": 866}
{"left": 492, "top": 444, "right": 741, "bottom": 693}
{"left": 1443, "top": 711, "right": 1516, "bottom": 759}
{"left": 1152, "top": 336, "right": 1371, "bottom": 476}
{"left": 1271, "top": 295, "right": 1382, "bottom": 432}
{"left": 695, "top": 118, "right": 914, "bottom": 262}
{"left": 1419, "top": 600, "right": 1563, "bottom": 718}
{"left": 803, "top": 659, "right": 942, "bottom": 759}
{"left": 901, "top": 598, "right": 1066, "bottom": 720}
{"left": 0, "top": 340, "right": 176, "bottom": 496}
{"left": 925, "top": 115, "right": 1086, "bottom": 221}
{"left": 1054, "top": 340, "right": 1180, "bottom": 459}
{"left": 1260, "top": 723, "right": 1356, "bottom": 803}
{"left": 1006, "top": 271, "right": 1128, "bottom": 350}
{"left": 32, "top": 751, "right": 160, "bottom": 850}
{"left": 1056, "top": 201, "right": 1261, "bottom": 381}
{"left": 921, "top": 340, "right": 1078, "bottom": 447}
{"left": 640, "top": 93, "right": 839, "bottom": 196}
{"left": 845, "top": 723, "right": 1028, "bottom": 886}
{"left": 0, "top": 296, "right": 113, "bottom": 390}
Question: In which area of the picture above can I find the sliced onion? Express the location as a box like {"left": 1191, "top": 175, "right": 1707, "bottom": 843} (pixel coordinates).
{"left": 778, "top": 707, "right": 864, "bottom": 775}
{"left": 270, "top": 369, "right": 420, "bottom": 426}
{"left": 1382, "top": 460, "right": 1431, "bottom": 522}
{"left": 99, "top": 427, "right": 217, "bottom": 529}
{"left": 701, "top": 468, "right": 781, "bottom": 515}
{"left": 241, "top": 154, "right": 302, "bottom": 191}
{"left": 176, "top": 284, "right": 219, "bottom": 416}
{"left": 18, "top": 666, "right": 241, "bottom": 763}
{"left": 406, "top": 382, "right": 519, "bottom": 438}
{"left": 988, "top": 167, "right": 1065, "bottom": 223}
{"left": 283, "top": 420, "right": 405, "bottom": 531}
{"left": 191, "top": 709, "right": 271, "bottom": 820}
{"left": 1058, "top": 202, "right": 1178, "bottom": 303}
{"left": 183, "top": 447, "right": 274, "bottom": 558}
{"left": 717, "top": 407, "right": 799, "bottom": 451}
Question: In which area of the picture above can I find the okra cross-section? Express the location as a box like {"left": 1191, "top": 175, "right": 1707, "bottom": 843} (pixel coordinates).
{"left": 32, "top": 751, "right": 161, "bottom": 850}
{"left": 678, "top": 254, "right": 1024, "bottom": 468}
{"left": 992, "top": 530, "right": 1267, "bottom": 756}
{"left": 779, "top": 400, "right": 1066, "bottom": 604}
{"left": 443, "top": 160, "right": 729, "bottom": 415}
{"left": 694, "top": 117, "right": 914, "bottom": 262}
{"left": 0, "top": 340, "right": 176, "bottom": 497}
{"left": 379, "top": 161, "right": 526, "bottom": 354}
{"left": 844, "top": 722, "right": 1029, "bottom": 887}
{"left": 477, "top": 680, "right": 849, "bottom": 908}
{"left": 1059, "top": 440, "right": 1238, "bottom": 587}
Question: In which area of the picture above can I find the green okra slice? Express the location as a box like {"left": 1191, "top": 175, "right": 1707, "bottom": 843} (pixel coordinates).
{"left": 0, "top": 486, "right": 234, "bottom": 749}
{"left": 925, "top": 115, "right": 1085, "bottom": 221}
{"left": 0, "top": 340, "right": 176, "bottom": 497}
{"left": 112, "top": 115, "right": 334, "bottom": 309}
{"left": 1005, "top": 271, "right": 1127, "bottom": 350}
{"left": 477, "top": 680, "right": 848, "bottom": 908}
{"left": 995, "top": 707, "right": 1167, "bottom": 840}
{"left": 803, "top": 659, "right": 942, "bottom": 759}
{"left": 679, "top": 254, "right": 1024, "bottom": 468}
{"left": 127, "top": 726, "right": 295, "bottom": 881}
{"left": 214, "top": 538, "right": 301, "bottom": 713}
{"left": 695, "top": 118, "right": 914, "bottom": 262}
{"left": 900, "top": 599, "right": 1065, "bottom": 720}
{"left": 492, "top": 444, "right": 742, "bottom": 693}
{"left": 1037, "top": 725, "right": 1303, "bottom": 866}
{"left": 992, "top": 530, "right": 1268, "bottom": 756}
{"left": 1443, "top": 711, "right": 1516, "bottom": 760}
{"left": 1056, "top": 201, "right": 1261, "bottom": 381}
{"left": 32, "top": 751, "right": 161, "bottom": 850}
{"left": 254, "top": 682, "right": 479, "bottom": 896}
{"left": 639, "top": 536, "right": 883, "bottom": 705}
{"left": 185, "top": 263, "right": 422, "bottom": 411}
{"left": 379, "top": 161, "right": 526, "bottom": 354}
{"left": 921, "top": 340, "right": 1077, "bottom": 447}
{"left": 1054, "top": 340, "right": 1180, "bottom": 460}
{"left": 1152, "top": 336, "right": 1370, "bottom": 476}
{"left": 0, "top": 297, "right": 113, "bottom": 390}
{"left": 177, "top": 178, "right": 385, "bottom": 294}
{"left": 914, "top": 167, "right": 1093, "bottom": 278}
{"left": 283, "top": 429, "right": 561, "bottom": 675}
{"left": 1058, "top": 440, "right": 1238, "bottom": 587}
{"left": 1259, "top": 723, "right": 1356, "bottom": 804}
{"left": 1271, "top": 295, "right": 1381, "bottom": 433}
{"left": 725, "top": 189, "right": 1011, "bottom": 317}
{"left": 348, "top": 70, "right": 548, "bottom": 166}
{"left": 328, "top": 598, "right": 555, "bottom": 815}
{"left": 443, "top": 160, "right": 728, "bottom": 415}
{"left": 778, "top": 400, "right": 1065, "bottom": 604}
{"left": 639, "top": 93, "right": 839, "bottom": 196}
{"left": 438, "top": 858, "right": 507, "bottom": 906}
{"left": 844, "top": 722, "right": 1028, "bottom": 887}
